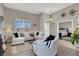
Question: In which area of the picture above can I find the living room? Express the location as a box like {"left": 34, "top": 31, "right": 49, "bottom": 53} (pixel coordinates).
{"left": 0, "top": 3, "right": 79, "bottom": 56}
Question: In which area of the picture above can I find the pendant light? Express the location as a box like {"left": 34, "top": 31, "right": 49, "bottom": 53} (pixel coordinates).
{"left": 48, "top": 10, "right": 52, "bottom": 20}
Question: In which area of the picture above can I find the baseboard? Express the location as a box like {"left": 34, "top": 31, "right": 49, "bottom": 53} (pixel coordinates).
{"left": 12, "top": 43, "right": 24, "bottom": 46}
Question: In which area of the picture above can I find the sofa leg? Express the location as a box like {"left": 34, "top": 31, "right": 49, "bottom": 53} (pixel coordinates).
{"left": 55, "top": 53, "right": 57, "bottom": 56}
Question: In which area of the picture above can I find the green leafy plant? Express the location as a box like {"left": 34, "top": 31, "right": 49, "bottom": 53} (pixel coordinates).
{"left": 71, "top": 28, "right": 79, "bottom": 44}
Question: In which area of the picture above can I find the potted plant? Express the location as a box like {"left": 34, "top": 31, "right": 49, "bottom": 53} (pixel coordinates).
{"left": 71, "top": 28, "right": 79, "bottom": 48}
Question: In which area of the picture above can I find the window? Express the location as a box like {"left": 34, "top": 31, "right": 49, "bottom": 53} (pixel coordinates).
{"left": 16, "top": 19, "right": 31, "bottom": 29}
{"left": 24, "top": 20, "right": 31, "bottom": 29}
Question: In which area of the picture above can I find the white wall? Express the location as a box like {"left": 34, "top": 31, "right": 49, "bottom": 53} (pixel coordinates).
{"left": 49, "top": 4, "right": 79, "bottom": 37}
{"left": 39, "top": 4, "right": 79, "bottom": 37}
{"left": 38, "top": 13, "right": 51, "bottom": 36}
{"left": 0, "top": 4, "right": 4, "bottom": 16}
{"left": 0, "top": 4, "right": 4, "bottom": 29}
{"left": 3, "top": 8, "right": 39, "bottom": 32}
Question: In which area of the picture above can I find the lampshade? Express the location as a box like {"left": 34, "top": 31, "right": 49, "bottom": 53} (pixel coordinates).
{"left": 6, "top": 26, "right": 12, "bottom": 32}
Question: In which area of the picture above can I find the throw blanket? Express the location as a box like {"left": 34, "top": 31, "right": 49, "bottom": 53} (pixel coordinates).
{"left": 44, "top": 35, "right": 55, "bottom": 48}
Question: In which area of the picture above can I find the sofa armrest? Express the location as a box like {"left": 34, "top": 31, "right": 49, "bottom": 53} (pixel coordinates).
{"left": 12, "top": 37, "right": 25, "bottom": 41}
{"left": 33, "top": 40, "right": 47, "bottom": 47}
{"left": 33, "top": 39, "right": 45, "bottom": 45}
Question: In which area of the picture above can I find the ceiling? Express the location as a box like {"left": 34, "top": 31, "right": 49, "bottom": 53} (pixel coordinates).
{"left": 3, "top": 3, "right": 74, "bottom": 14}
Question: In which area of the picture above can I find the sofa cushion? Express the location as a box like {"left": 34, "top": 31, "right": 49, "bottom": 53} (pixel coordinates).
{"left": 20, "top": 33, "right": 25, "bottom": 37}
{"left": 13, "top": 32, "right": 19, "bottom": 38}
{"left": 36, "top": 32, "right": 39, "bottom": 36}
{"left": 30, "top": 33, "right": 34, "bottom": 37}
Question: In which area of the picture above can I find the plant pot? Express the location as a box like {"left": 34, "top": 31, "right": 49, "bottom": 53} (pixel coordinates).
{"left": 75, "top": 42, "right": 79, "bottom": 48}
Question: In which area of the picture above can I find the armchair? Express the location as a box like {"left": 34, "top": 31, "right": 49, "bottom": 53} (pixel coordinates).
{"left": 35, "top": 32, "right": 45, "bottom": 40}
{"left": 32, "top": 36, "right": 58, "bottom": 56}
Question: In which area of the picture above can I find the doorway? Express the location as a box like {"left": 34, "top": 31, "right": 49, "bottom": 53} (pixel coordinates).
{"left": 57, "top": 20, "right": 73, "bottom": 41}
{"left": 44, "top": 21, "right": 50, "bottom": 37}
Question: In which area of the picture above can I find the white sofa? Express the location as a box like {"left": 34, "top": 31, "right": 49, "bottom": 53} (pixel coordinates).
{"left": 24, "top": 32, "right": 45, "bottom": 41}
{"left": 12, "top": 37, "right": 25, "bottom": 45}
{"left": 12, "top": 32, "right": 25, "bottom": 45}
{"left": 24, "top": 32, "right": 35, "bottom": 41}
{"left": 32, "top": 36, "right": 58, "bottom": 56}
{"left": 35, "top": 32, "right": 45, "bottom": 40}
{"left": 12, "top": 31, "right": 45, "bottom": 45}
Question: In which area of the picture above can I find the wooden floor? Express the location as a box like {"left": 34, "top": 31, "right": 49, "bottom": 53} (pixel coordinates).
{"left": 57, "top": 40, "right": 79, "bottom": 56}
{"left": 3, "top": 39, "right": 79, "bottom": 56}
{"left": 3, "top": 42, "right": 32, "bottom": 56}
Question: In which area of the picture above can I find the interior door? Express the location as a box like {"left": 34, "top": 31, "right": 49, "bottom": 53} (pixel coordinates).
{"left": 44, "top": 22, "right": 50, "bottom": 37}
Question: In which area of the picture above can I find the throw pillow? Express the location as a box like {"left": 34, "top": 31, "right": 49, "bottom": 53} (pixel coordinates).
{"left": 20, "top": 33, "right": 25, "bottom": 37}
{"left": 13, "top": 32, "right": 19, "bottom": 38}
